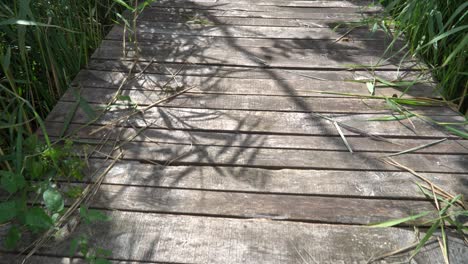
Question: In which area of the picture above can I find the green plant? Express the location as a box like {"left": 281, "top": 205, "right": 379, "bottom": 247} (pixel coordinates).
{"left": 0, "top": 135, "right": 85, "bottom": 249}
{"left": 375, "top": 0, "right": 468, "bottom": 113}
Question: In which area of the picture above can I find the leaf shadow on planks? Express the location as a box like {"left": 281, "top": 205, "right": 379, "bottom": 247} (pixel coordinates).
{"left": 53, "top": 0, "right": 468, "bottom": 262}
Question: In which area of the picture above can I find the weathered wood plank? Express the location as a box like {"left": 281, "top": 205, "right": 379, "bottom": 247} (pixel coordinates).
{"left": 103, "top": 49, "right": 396, "bottom": 72}
{"left": 45, "top": 123, "right": 468, "bottom": 154}
{"left": 106, "top": 22, "right": 393, "bottom": 41}
{"left": 82, "top": 160, "right": 468, "bottom": 198}
{"left": 84, "top": 184, "right": 437, "bottom": 224}
{"left": 136, "top": 15, "right": 362, "bottom": 27}
{"left": 37, "top": 212, "right": 468, "bottom": 263}
{"left": 84, "top": 61, "right": 431, "bottom": 81}
{"left": 61, "top": 87, "right": 456, "bottom": 115}
{"left": 93, "top": 40, "right": 417, "bottom": 69}
{"left": 142, "top": 7, "right": 378, "bottom": 20}
{"left": 73, "top": 69, "right": 437, "bottom": 99}
{"left": 152, "top": 0, "right": 376, "bottom": 9}
{"left": 79, "top": 141, "right": 468, "bottom": 173}
{"left": 47, "top": 102, "right": 464, "bottom": 138}
{"left": 103, "top": 33, "right": 400, "bottom": 50}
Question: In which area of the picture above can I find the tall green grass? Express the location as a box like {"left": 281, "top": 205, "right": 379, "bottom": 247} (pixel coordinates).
{"left": 379, "top": 0, "right": 468, "bottom": 113}
{"left": 0, "top": 0, "right": 136, "bottom": 252}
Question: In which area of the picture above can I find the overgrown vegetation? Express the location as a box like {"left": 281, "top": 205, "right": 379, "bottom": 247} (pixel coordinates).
{"left": 0, "top": 0, "right": 150, "bottom": 261}
{"left": 378, "top": 0, "right": 468, "bottom": 113}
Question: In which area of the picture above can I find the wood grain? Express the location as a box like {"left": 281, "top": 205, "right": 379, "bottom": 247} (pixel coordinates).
{"left": 61, "top": 87, "right": 457, "bottom": 115}
{"left": 82, "top": 159, "right": 468, "bottom": 198}
{"left": 93, "top": 39, "right": 419, "bottom": 69}
{"left": 36, "top": 212, "right": 468, "bottom": 264}
{"left": 72, "top": 69, "right": 437, "bottom": 98}
{"left": 77, "top": 141, "right": 468, "bottom": 173}
{"left": 46, "top": 102, "right": 464, "bottom": 138}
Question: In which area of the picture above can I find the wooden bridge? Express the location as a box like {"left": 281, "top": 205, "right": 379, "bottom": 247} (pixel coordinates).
{"left": 6, "top": 0, "right": 468, "bottom": 263}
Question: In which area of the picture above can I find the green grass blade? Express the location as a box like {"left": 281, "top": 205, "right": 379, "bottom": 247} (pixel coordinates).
{"left": 369, "top": 211, "right": 430, "bottom": 228}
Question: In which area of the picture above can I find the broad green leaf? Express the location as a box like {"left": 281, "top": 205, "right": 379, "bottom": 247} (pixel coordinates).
{"left": 0, "top": 170, "right": 25, "bottom": 194}
{"left": 0, "top": 200, "right": 18, "bottom": 223}
{"left": 25, "top": 207, "right": 53, "bottom": 231}
{"left": 95, "top": 258, "right": 111, "bottom": 264}
{"left": 5, "top": 226, "right": 21, "bottom": 249}
{"left": 369, "top": 211, "right": 430, "bottom": 227}
{"left": 43, "top": 188, "right": 64, "bottom": 212}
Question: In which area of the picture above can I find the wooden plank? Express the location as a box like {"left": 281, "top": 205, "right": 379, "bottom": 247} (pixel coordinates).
{"left": 82, "top": 184, "right": 437, "bottom": 224}
{"left": 36, "top": 212, "right": 468, "bottom": 263}
{"left": 84, "top": 61, "right": 431, "bottom": 81}
{"left": 106, "top": 22, "right": 393, "bottom": 41}
{"left": 136, "top": 15, "right": 362, "bottom": 27}
{"left": 46, "top": 102, "right": 464, "bottom": 138}
{"left": 82, "top": 159, "right": 468, "bottom": 198}
{"left": 78, "top": 141, "right": 468, "bottom": 173}
{"left": 60, "top": 88, "right": 457, "bottom": 115}
{"left": 94, "top": 40, "right": 419, "bottom": 70}
{"left": 103, "top": 32, "right": 400, "bottom": 50}
{"left": 45, "top": 123, "right": 468, "bottom": 154}
{"left": 152, "top": 0, "right": 375, "bottom": 9}
{"left": 73, "top": 69, "right": 437, "bottom": 99}
{"left": 141, "top": 7, "right": 379, "bottom": 20}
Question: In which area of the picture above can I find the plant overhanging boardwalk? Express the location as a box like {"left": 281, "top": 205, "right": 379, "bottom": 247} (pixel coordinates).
{"left": 6, "top": 0, "right": 468, "bottom": 263}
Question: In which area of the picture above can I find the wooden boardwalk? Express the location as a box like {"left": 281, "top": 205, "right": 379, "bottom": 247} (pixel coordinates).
{"left": 7, "top": 0, "right": 468, "bottom": 263}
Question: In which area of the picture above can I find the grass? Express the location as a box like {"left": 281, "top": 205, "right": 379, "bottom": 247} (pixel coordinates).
{"left": 0, "top": 0, "right": 153, "bottom": 261}
{"left": 377, "top": 0, "right": 468, "bottom": 114}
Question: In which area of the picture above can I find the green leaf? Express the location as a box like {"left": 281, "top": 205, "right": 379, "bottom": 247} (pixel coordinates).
{"left": 5, "top": 225, "right": 21, "bottom": 249}
{"left": 25, "top": 207, "right": 53, "bottom": 231}
{"left": 80, "top": 206, "right": 110, "bottom": 224}
{"left": 113, "top": 0, "right": 135, "bottom": 11}
{"left": 369, "top": 211, "right": 430, "bottom": 227}
{"left": 444, "top": 126, "right": 468, "bottom": 139}
{"left": 368, "top": 113, "right": 415, "bottom": 121}
{"left": 0, "top": 200, "right": 18, "bottom": 223}
{"left": 0, "top": 170, "right": 25, "bottom": 194}
{"left": 43, "top": 188, "right": 64, "bottom": 213}
{"left": 95, "top": 258, "right": 111, "bottom": 264}
{"left": 411, "top": 220, "right": 440, "bottom": 258}
{"left": 69, "top": 237, "right": 81, "bottom": 257}
{"left": 366, "top": 81, "right": 375, "bottom": 95}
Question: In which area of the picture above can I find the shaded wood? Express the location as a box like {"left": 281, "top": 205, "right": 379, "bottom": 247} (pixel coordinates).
{"left": 136, "top": 15, "right": 362, "bottom": 27}
{"left": 45, "top": 123, "right": 468, "bottom": 154}
{"left": 73, "top": 69, "right": 437, "bottom": 98}
{"left": 79, "top": 141, "right": 468, "bottom": 173}
{"left": 47, "top": 102, "right": 463, "bottom": 138}
{"left": 106, "top": 22, "right": 394, "bottom": 41}
{"left": 84, "top": 61, "right": 431, "bottom": 81}
{"left": 104, "top": 33, "right": 400, "bottom": 50}
{"left": 38, "top": 212, "right": 468, "bottom": 263}
{"left": 141, "top": 7, "right": 378, "bottom": 20}
{"left": 61, "top": 88, "right": 456, "bottom": 115}
{"left": 93, "top": 39, "right": 418, "bottom": 69}
{"left": 85, "top": 184, "right": 437, "bottom": 224}
{"left": 152, "top": 0, "right": 376, "bottom": 9}
{"left": 83, "top": 159, "right": 468, "bottom": 198}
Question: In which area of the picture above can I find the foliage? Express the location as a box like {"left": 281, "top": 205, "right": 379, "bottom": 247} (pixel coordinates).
{"left": 0, "top": 0, "right": 152, "bottom": 261}
{"left": 377, "top": 0, "right": 468, "bottom": 113}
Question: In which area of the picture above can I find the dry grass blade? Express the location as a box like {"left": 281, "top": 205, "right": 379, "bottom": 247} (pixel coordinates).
{"left": 367, "top": 238, "right": 437, "bottom": 263}
{"left": 333, "top": 121, "right": 353, "bottom": 153}
{"left": 90, "top": 86, "right": 195, "bottom": 135}
{"left": 385, "top": 138, "right": 448, "bottom": 157}
{"left": 379, "top": 157, "right": 465, "bottom": 208}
